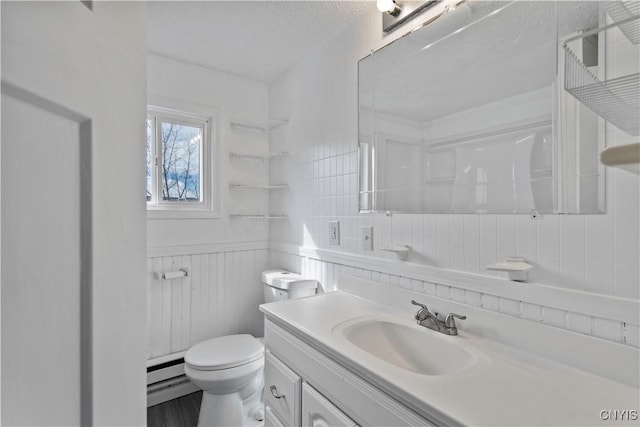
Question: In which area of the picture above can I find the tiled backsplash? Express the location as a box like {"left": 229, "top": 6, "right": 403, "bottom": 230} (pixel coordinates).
{"left": 144, "top": 6, "right": 640, "bottom": 363}
{"left": 269, "top": 247, "right": 639, "bottom": 348}
{"left": 267, "top": 6, "right": 639, "bottom": 353}
{"left": 269, "top": 121, "right": 638, "bottom": 301}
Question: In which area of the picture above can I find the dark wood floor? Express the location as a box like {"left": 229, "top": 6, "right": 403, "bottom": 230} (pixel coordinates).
{"left": 148, "top": 391, "right": 202, "bottom": 427}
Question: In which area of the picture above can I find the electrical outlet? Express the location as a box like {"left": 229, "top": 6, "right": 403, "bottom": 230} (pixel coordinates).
{"left": 329, "top": 221, "right": 340, "bottom": 245}
{"left": 362, "top": 226, "right": 373, "bottom": 250}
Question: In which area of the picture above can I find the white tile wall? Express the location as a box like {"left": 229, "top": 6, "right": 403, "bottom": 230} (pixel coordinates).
{"left": 144, "top": 5, "right": 639, "bottom": 364}
{"left": 521, "top": 302, "right": 543, "bottom": 323}
{"left": 567, "top": 312, "right": 592, "bottom": 335}
{"left": 269, "top": 248, "right": 638, "bottom": 348}
{"left": 267, "top": 5, "right": 639, "bottom": 352}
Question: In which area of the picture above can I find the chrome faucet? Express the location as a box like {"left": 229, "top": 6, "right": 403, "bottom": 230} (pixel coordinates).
{"left": 411, "top": 300, "right": 466, "bottom": 336}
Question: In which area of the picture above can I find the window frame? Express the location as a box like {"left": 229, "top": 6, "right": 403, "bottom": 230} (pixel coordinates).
{"left": 146, "top": 105, "right": 219, "bottom": 219}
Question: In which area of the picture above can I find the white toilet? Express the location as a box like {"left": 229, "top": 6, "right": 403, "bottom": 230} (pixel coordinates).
{"left": 184, "top": 269, "right": 317, "bottom": 427}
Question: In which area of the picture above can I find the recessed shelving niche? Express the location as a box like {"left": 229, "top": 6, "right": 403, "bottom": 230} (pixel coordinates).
{"left": 228, "top": 118, "right": 290, "bottom": 220}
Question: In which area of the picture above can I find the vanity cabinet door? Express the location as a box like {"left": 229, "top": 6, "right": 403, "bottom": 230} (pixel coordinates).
{"left": 265, "top": 350, "right": 302, "bottom": 426}
{"left": 302, "top": 383, "right": 358, "bottom": 427}
{"left": 266, "top": 320, "right": 435, "bottom": 426}
{"left": 265, "top": 406, "right": 286, "bottom": 427}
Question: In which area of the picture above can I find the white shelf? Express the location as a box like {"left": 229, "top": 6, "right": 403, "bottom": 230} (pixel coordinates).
{"left": 229, "top": 122, "right": 267, "bottom": 132}
{"left": 563, "top": 14, "right": 640, "bottom": 135}
{"left": 229, "top": 151, "right": 289, "bottom": 162}
{"left": 604, "top": 1, "right": 640, "bottom": 45}
{"left": 230, "top": 214, "right": 288, "bottom": 220}
{"left": 229, "top": 119, "right": 288, "bottom": 133}
{"left": 600, "top": 143, "right": 640, "bottom": 174}
{"left": 268, "top": 119, "right": 288, "bottom": 130}
{"left": 228, "top": 118, "right": 290, "bottom": 221}
{"left": 229, "top": 184, "right": 289, "bottom": 191}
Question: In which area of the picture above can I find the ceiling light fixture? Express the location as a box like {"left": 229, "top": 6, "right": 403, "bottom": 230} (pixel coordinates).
{"left": 377, "top": 0, "right": 401, "bottom": 16}
{"left": 379, "top": 0, "right": 439, "bottom": 33}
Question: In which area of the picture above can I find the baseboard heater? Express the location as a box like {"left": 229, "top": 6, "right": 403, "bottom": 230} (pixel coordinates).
{"left": 147, "top": 357, "right": 198, "bottom": 407}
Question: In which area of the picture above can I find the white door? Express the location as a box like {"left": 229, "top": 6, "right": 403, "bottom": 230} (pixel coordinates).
{"left": 302, "top": 383, "right": 358, "bottom": 427}
{"left": 1, "top": 85, "right": 89, "bottom": 426}
{"left": 2, "top": 2, "right": 94, "bottom": 425}
{"left": 1, "top": 1, "right": 147, "bottom": 424}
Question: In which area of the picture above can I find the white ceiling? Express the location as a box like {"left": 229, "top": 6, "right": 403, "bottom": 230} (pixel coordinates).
{"left": 360, "top": 1, "right": 601, "bottom": 122}
{"left": 147, "top": 1, "right": 376, "bottom": 83}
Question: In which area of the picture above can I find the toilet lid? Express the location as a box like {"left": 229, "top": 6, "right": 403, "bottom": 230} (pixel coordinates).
{"left": 185, "top": 334, "right": 264, "bottom": 371}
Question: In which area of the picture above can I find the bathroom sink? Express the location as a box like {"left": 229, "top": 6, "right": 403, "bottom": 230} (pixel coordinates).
{"left": 336, "top": 318, "right": 477, "bottom": 376}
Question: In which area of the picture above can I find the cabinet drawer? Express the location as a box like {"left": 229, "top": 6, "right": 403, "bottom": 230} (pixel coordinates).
{"left": 265, "top": 406, "right": 286, "bottom": 427}
{"left": 266, "top": 320, "right": 435, "bottom": 426}
{"left": 302, "top": 383, "right": 358, "bottom": 427}
{"left": 265, "top": 350, "right": 301, "bottom": 426}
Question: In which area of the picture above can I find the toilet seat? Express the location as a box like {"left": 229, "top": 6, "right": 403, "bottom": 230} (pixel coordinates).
{"left": 185, "top": 334, "right": 264, "bottom": 371}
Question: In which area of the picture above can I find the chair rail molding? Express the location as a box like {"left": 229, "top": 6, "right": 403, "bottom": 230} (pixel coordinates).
{"left": 268, "top": 242, "right": 639, "bottom": 327}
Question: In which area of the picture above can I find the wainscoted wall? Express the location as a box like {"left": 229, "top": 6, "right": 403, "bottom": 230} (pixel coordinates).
{"left": 146, "top": 54, "right": 272, "bottom": 364}
{"left": 147, "top": 244, "right": 268, "bottom": 363}
{"left": 267, "top": 4, "right": 639, "bottom": 356}
{"left": 269, "top": 245, "right": 639, "bottom": 349}
{"left": 144, "top": 5, "right": 639, "bottom": 372}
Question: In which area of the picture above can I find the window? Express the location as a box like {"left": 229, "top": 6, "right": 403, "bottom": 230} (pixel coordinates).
{"left": 146, "top": 106, "right": 217, "bottom": 218}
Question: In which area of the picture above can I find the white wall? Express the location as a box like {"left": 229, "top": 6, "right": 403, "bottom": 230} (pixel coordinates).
{"left": 146, "top": 248, "right": 268, "bottom": 363}
{"left": 147, "top": 53, "right": 271, "bottom": 249}
{"left": 2, "top": 1, "right": 147, "bottom": 425}
{"left": 146, "top": 54, "right": 270, "bottom": 360}
{"left": 268, "top": 6, "right": 639, "bottom": 350}
{"left": 1, "top": 3, "right": 3, "bottom": 419}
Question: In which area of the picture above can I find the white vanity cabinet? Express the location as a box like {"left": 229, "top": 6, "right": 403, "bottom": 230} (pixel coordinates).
{"left": 264, "top": 350, "right": 302, "bottom": 427}
{"left": 264, "top": 319, "right": 436, "bottom": 427}
{"left": 265, "top": 349, "right": 358, "bottom": 427}
{"left": 302, "top": 383, "right": 358, "bottom": 427}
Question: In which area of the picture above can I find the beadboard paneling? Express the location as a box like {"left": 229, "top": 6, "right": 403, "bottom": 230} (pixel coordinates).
{"left": 147, "top": 247, "right": 268, "bottom": 362}
{"left": 267, "top": 2, "right": 640, "bottom": 307}
{"left": 269, "top": 245, "right": 639, "bottom": 349}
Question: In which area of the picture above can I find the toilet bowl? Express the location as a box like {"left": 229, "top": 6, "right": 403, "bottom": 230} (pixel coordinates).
{"left": 185, "top": 334, "right": 265, "bottom": 427}
{"left": 184, "top": 269, "right": 317, "bottom": 427}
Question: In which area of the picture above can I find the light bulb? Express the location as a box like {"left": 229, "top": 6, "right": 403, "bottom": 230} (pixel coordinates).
{"left": 377, "top": 0, "right": 394, "bottom": 12}
{"left": 377, "top": 0, "right": 398, "bottom": 14}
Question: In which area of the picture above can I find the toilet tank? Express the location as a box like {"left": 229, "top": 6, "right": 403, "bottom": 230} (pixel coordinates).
{"left": 262, "top": 269, "right": 317, "bottom": 303}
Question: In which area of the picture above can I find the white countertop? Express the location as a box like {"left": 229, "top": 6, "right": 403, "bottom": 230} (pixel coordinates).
{"left": 260, "top": 291, "right": 639, "bottom": 426}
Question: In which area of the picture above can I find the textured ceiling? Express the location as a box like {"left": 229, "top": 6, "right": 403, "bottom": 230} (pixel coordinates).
{"left": 147, "top": 1, "right": 376, "bottom": 83}
{"left": 361, "top": 1, "right": 602, "bottom": 122}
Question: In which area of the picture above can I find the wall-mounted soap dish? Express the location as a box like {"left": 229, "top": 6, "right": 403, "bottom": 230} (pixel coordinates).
{"left": 382, "top": 245, "right": 410, "bottom": 261}
{"left": 486, "top": 257, "right": 533, "bottom": 282}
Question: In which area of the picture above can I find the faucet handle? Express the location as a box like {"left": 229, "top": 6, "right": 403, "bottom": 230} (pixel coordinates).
{"left": 444, "top": 313, "right": 467, "bottom": 328}
{"left": 411, "top": 300, "right": 428, "bottom": 310}
{"left": 411, "top": 300, "right": 430, "bottom": 321}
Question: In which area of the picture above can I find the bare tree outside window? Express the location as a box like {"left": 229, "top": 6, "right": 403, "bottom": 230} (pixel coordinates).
{"left": 146, "top": 118, "right": 153, "bottom": 201}
{"left": 146, "top": 107, "right": 215, "bottom": 216}
{"left": 160, "top": 122, "right": 201, "bottom": 202}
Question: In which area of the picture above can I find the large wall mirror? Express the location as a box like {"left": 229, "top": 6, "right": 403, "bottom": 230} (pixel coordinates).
{"left": 359, "top": 1, "right": 639, "bottom": 214}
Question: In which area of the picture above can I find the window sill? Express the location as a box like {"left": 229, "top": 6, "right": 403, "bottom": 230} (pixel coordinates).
{"left": 146, "top": 208, "right": 220, "bottom": 220}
